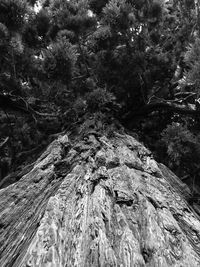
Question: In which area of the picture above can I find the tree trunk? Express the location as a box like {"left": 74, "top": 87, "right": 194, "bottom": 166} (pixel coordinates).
{"left": 1, "top": 128, "right": 200, "bottom": 266}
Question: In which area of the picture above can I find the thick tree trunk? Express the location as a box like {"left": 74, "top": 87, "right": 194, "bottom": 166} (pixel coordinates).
{"left": 1, "top": 129, "right": 200, "bottom": 266}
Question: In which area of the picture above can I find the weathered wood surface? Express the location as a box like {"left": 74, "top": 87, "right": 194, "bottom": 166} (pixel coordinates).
{"left": 1, "top": 131, "right": 200, "bottom": 266}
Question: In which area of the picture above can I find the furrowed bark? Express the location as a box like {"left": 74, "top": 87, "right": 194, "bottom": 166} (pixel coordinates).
{"left": 0, "top": 128, "right": 200, "bottom": 266}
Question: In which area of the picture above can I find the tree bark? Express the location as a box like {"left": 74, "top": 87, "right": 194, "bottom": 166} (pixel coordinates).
{"left": 1, "top": 128, "right": 200, "bottom": 266}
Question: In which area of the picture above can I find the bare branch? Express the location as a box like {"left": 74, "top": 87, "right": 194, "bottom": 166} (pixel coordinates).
{"left": 123, "top": 101, "right": 200, "bottom": 122}
{"left": 0, "top": 137, "right": 9, "bottom": 149}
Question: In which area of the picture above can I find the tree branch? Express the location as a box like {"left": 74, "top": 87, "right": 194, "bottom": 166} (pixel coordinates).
{"left": 0, "top": 137, "right": 9, "bottom": 149}
{"left": 123, "top": 101, "right": 200, "bottom": 122}
{"left": 0, "top": 93, "right": 58, "bottom": 118}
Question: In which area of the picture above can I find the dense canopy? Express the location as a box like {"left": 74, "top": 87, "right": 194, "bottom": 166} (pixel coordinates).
{"left": 0, "top": 0, "right": 200, "bottom": 200}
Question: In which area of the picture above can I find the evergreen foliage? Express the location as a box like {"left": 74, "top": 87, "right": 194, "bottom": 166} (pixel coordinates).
{"left": 42, "top": 37, "right": 77, "bottom": 83}
{"left": 161, "top": 122, "right": 196, "bottom": 167}
{"left": 1, "top": 0, "right": 200, "bottom": 194}
{"left": 160, "top": 121, "right": 200, "bottom": 193}
{"left": 184, "top": 38, "right": 200, "bottom": 92}
{"left": 0, "top": 0, "right": 28, "bottom": 31}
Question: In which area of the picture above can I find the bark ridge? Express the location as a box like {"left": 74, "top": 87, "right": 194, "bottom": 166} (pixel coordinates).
{"left": 0, "top": 132, "right": 200, "bottom": 266}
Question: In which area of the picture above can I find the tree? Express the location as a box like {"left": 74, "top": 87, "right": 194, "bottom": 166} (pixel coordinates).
{"left": 2, "top": 1, "right": 200, "bottom": 265}
{"left": 1, "top": 121, "right": 200, "bottom": 266}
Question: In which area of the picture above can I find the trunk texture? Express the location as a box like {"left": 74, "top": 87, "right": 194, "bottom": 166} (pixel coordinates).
{"left": 1, "top": 130, "right": 200, "bottom": 266}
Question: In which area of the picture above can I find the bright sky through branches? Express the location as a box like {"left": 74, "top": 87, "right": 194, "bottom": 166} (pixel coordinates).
{"left": 34, "top": 1, "right": 42, "bottom": 13}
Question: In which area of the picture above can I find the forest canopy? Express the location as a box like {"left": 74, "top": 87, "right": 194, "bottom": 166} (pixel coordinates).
{"left": 0, "top": 0, "right": 200, "bottom": 195}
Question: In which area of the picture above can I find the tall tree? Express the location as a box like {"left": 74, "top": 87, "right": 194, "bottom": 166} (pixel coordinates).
{"left": 1, "top": 121, "right": 200, "bottom": 266}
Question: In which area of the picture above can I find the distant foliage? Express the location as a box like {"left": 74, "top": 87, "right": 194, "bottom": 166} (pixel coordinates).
{"left": 102, "top": 0, "right": 130, "bottom": 29}
{"left": 184, "top": 38, "right": 200, "bottom": 90}
{"left": 0, "top": 0, "right": 28, "bottom": 31}
{"left": 88, "top": 25, "right": 112, "bottom": 51}
{"left": 0, "top": 22, "right": 8, "bottom": 41}
{"left": 49, "top": 0, "right": 96, "bottom": 36}
{"left": 42, "top": 37, "right": 77, "bottom": 83}
{"left": 86, "top": 88, "right": 115, "bottom": 112}
{"left": 10, "top": 33, "right": 24, "bottom": 54}
{"left": 73, "top": 97, "right": 87, "bottom": 116}
{"left": 89, "top": 0, "right": 109, "bottom": 15}
{"left": 159, "top": 121, "right": 200, "bottom": 191}
{"left": 161, "top": 122, "right": 196, "bottom": 166}
{"left": 35, "top": 9, "right": 50, "bottom": 38}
